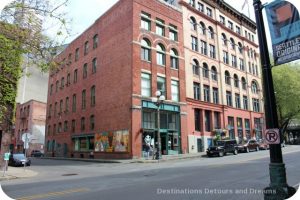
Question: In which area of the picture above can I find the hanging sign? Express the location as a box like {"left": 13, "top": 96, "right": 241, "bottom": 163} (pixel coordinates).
{"left": 265, "top": 0, "right": 300, "bottom": 65}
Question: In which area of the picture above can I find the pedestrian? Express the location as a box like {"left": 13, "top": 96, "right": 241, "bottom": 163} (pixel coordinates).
{"left": 145, "top": 143, "right": 150, "bottom": 159}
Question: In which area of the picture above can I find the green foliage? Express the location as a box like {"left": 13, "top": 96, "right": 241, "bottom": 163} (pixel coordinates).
{"left": 272, "top": 63, "right": 300, "bottom": 125}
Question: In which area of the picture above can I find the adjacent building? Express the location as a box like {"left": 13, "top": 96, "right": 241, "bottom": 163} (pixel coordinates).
{"left": 45, "top": 0, "right": 265, "bottom": 159}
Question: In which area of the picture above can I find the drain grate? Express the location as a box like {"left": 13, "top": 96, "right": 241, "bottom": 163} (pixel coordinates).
{"left": 61, "top": 173, "right": 78, "bottom": 176}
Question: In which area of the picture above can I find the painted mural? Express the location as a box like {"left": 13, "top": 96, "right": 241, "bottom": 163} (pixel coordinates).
{"left": 94, "top": 130, "right": 129, "bottom": 152}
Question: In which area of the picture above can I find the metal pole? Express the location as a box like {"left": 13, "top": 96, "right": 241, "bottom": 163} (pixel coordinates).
{"left": 157, "top": 105, "right": 161, "bottom": 160}
{"left": 252, "top": 1, "right": 296, "bottom": 199}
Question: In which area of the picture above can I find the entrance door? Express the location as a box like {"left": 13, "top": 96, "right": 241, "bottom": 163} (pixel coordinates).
{"left": 197, "top": 138, "right": 203, "bottom": 152}
{"left": 161, "top": 135, "right": 167, "bottom": 155}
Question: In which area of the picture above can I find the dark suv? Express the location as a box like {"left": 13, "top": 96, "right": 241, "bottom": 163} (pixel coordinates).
{"left": 206, "top": 140, "right": 239, "bottom": 157}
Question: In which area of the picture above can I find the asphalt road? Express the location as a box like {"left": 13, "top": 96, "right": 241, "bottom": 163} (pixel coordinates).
{"left": 2, "top": 146, "right": 300, "bottom": 200}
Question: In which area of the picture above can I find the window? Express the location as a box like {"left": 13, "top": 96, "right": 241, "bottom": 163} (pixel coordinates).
{"left": 141, "top": 38, "right": 151, "bottom": 62}
{"left": 47, "top": 125, "right": 51, "bottom": 135}
{"left": 61, "top": 77, "right": 64, "bottom": 89}
{"left": 199, "top": 22, "right": 206, "bottom": 35}
{"left": 82, "top": 90, "right": 86, "bottom": 109}
{"left": 157, "top": 77, "right": 166, "bottom": 97}
{"left": 48, "top": 104, "right": 52, "bottom": 117}
{"left": 202, "top": 63, "right": 209, "bottom": 78}
{"left": 190, "top": 17, "right": 197, "bottom": 31}
{"left": 90, "top": 115, "right": 95, "bottom": 130}
{"left": 156, "top": 44, "right": 166, "bottom": 66}
{"left": 231, "top": 55, "right": 237, "bottom": 67}
{"left": 53, "top": 124, "right": 56, "bottom": 134}
{"left": 223, "top": 51, "right": 229, "bottom": 64}
{"left": 56, "top": 80, "right": 59, "bottom": 92}
{"left": 191, "top": 36, "right": 198, "bottom": 51}
{"left": 245, "top": 30, "right": 248, "bottom": 38}
{"left": 238, "top": 42, "right": 243, "bottom": 54}
{"left": 203, "top": 110, "right": 212, "bottom": 133}
{"left": 253, "top": 98, "right": 260, "bottom": 112}
{"left": 213, "top": 88, "right": 219, "bottom": 104}
{"left": 194, "top": 108, "right": 201, "bottom": 131}
{"left": 72, "top": 94, "right": 76, "bottom": 112}
{"left": 190, "top": 0, "right": 195, "bottom": 7}
{"left": 230, "top": 38, "right": 235, "bottom": 50}
{"left": 64, "top": 121, "right": 68, "bottom": 132}
{"left": 67, "top": 73, "right": 70, "bottom": 86}
{"left": 67, "top": 54, "right": 72, "bottom": 65}
{"left": 221, "top": 33, "right": 227, "bottom": 46}
{"left": 59, "top": 100, "right": 63, "bottom": 114}
{"left": 92, "top": 58, "right": 97, "bottom": 74}
{"left": 203, "top": 85, "right": 210, "bottom": 102}
{"left": 171, "top": 80, "right": 179, "bottom": 102}
{"left": 255, "top": 65, "right": 258, "bottom": 76}
{"left": 248, "top": 62, "right": 252, "bottom": 73}
{"left": 83, "top": 63, "right": 88, "bottom": 79}
{"left": 251, "top": 81, "right": 258, "bottom": 94}
{"left": 93, "top": 34, "right": 98, "bottom": 49}
{"left": 252, "top": 35, "right": 255, "bottom": 42}
{"left": 75, "top": 48, "right": 79, "bottom": 61}
{"left": 242, "top": 77, "right": 247, "bottom": 90}
{"left": 193, "top": 82, "right": 200, "bottom": 100}
{"left": 214, "top": 112, "right": 221, "bottom": 129}
{"left": 225, "top": 71, "right": 231, "bottom": 85}
{"left": 71, "top": 120, "right": 76, "bottom": 132}
{"left": 141, "top": 73, "right": 151, "bottom": 97}
{"left": 236, "top": 26, "right": 241, "bottom": 35}
{"left": 143, "top": 111, "right": 156, "bottom": 129}
{"left": 74, "top": 69, "right": 78, "bottom": 83}
{"left": 234, "top": 74, "right": 239, "bottom": 88}
{"left": 65, "top": 97, "right": 69, "bottom": 112}
{"left": 211, "top": 66, "right": 217, "bottom": 81}
{"left": 226, "top": 91, "right": 232, "bottom": 106}
{"left": 208, "top": 26, "right": 214, "bottom": 39}
{"left": 239, "top": 58, "right": 245, "bottom": 71}
{"left": 235, "top": 93, "right": 241, "bottom": 108}
{"left": 156, "top": 18, "right": 165, "bottom": 36}
{"left": 192, "top": 59, "right": 200, "bottom": 76}
{"left": 81, "top": 117, "right": 85, "bottom": 131}
{"left": 243, "top": 96, "right": 248, "bottom": 110}
{"left": 91, "top": 86, "right": 96, "bottom": 107}
{"left": 58, "top": 122, "right": 62, "bottom": 133}
{"left": 169, "top": 25, "right": 178, "bottom": 41}
{"left": 209, "top": 44, "right": 216, "bottom": 59}
{"left": 220, "top": 15, "right": 225, "bottom": 25}
{"left": 84, "top": 41, "right": 89, "bottom": 55}
{"left": 54, "top": 102, "right": 57, "bottom": 116}
{"left": 141, "top": 12, "right": 151, "bottom": 30}
{"left": 170, "top": 49, "right": 179, "bottom": 69}
{"left": 206, "top": 7, "right": 212, "bottom": 17}
{"left": 198, "top": 2, "right": 204, "bottom": 12}
{"left": 200, "top": 40, "right": 207, "bottom": 55}
{"left": 228, "top": 21, "right": 233, "bottom": 30}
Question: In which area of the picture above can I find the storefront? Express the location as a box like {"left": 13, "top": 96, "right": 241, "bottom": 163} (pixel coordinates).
{"left": 141, "top": 101, "right": 181, "bottom": 157}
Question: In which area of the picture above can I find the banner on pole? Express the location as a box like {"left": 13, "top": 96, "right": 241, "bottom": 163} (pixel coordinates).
{"left": 265, "top": 0, "right": 300, "bottom": 65}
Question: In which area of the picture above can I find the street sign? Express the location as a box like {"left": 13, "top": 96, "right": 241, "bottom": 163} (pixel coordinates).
{"left": 4, "top": 153, "right": 10, "bottom": 161}
{"left": 265, "top": 128, "right": 280, "bottom": 144}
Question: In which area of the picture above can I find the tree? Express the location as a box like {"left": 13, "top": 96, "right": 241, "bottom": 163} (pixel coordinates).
{"left": 0, "top": 0, "right": 70, "bottom": 166}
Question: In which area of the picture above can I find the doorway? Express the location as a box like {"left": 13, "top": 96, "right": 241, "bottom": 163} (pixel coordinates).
{"left": 197, "top": 138, "right": 203, "bottom": 152}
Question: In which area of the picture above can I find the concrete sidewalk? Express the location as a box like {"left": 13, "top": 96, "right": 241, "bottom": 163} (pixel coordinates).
{"left": 0, "top": 166, "right": 38, "bottom": 181}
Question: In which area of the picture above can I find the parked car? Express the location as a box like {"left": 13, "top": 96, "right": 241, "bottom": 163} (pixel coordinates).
{"left": 238, "top": 139, "right": 260, "bottom": 153}
{"left": 9, "top": 153, "right": 31, "bottom": 167}
{"left": 258, "top": 139, "right": 269, "bottom": 150}
{"left": 30, "top": 150, "right": 44, "bottom": 157}
{"left": 206, "top": 139, "right": 239, "bottom": 157}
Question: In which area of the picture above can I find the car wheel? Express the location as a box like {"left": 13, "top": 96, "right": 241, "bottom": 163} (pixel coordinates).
{"left": 219, "top": 151, "right": 224, "bottom": 157}
{"left": 246, "top": 147, "right": 250, "bottom": 153}
{"left": 233, "top": 149, "right": 238, "bottom": 155}
{"left": 256, "top": 146, "right": 259, "bottom": 151}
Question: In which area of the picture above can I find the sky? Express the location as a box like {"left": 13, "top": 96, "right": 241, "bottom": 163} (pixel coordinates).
{"left": 0, "top": 0, "right": 299, "bottom": 43}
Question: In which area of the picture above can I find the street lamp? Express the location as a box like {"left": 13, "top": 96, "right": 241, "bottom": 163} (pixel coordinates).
{"left": 151, "top": 90, "right": 165, "bottom": 160}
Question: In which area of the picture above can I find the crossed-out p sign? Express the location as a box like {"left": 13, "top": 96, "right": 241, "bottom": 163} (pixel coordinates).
{"left": 265, "top": 128, "right": 280, "bottom": 144}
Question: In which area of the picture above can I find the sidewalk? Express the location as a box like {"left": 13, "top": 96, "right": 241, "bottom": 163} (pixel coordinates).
{"left": 0, "top": 166, "right": 38, "bottom": 181}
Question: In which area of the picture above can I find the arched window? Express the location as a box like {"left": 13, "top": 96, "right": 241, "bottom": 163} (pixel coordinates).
{"left": 234, "top": 74, "right": 239, "bottom": 88}
{"left": 241, "top": 77, "right": 247, "bottom": 90}
{"left": 202, "top": 62, "right": 209, "bottom": 78}
{"left": 225, "top": 70, "right": 231, "bottom": 85}
{"left": 251, "top": 81, "right": 259, "bottom": 94}
{"left": 208, "top": 26, "right": 214, "bottom": 39}
{"left": 192, "top": 59, "right": 200, "bottom": 75}
{"left": 141, "top": 38, "right": 151, "bottom": 61}
{"left": 190, "top": 17, "right": 197, "bottom": 31}
{"left": 170, "top": 49, "right": 179, "bottom": 69}
{"left": 230, "top": 38, "right": 235, "bottom": 50}
{"left": 156, "top": 43, "right": 166, "bottom": 66}
{"left": 238, "top": 42, "right": 243, "bottom": 54}
{"left": 211, "top": 66, "right": 217, "bottom": 81}
{"left": 199, "top": 21, "right": 206, "bottom": 35}
{"left": 221, "top": 33, "right": 227, "bottom": 46}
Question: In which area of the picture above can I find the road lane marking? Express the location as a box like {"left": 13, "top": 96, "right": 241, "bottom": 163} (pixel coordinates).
{"left": 16, "top": 188, "right": 90, "bottom": 200}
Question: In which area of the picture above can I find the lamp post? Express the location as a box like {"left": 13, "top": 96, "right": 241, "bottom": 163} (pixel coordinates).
{"left": 152, "top": 91, "right": 165, "bottom": 160}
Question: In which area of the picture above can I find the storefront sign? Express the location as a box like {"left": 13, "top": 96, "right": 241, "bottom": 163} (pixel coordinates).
{"left": 266, "top": 0, "right": 300, "bottom": 65}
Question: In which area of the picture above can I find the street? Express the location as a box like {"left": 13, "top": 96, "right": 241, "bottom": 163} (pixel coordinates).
{"left": 1, "top": 145, "right": 300, "bottom": 200}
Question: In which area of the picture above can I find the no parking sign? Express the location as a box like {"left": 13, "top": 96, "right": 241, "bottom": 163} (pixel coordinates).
{"left": 265, "top": 129, "right": 280, "bottom": 144}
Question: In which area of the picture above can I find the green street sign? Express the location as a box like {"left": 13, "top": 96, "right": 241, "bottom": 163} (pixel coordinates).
{"left": 4, "top": 152, "right": 10, "bottom": 161}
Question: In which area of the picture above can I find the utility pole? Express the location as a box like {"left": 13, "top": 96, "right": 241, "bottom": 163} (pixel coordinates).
{"left": 252, "top": 0, "right": 296, "bottom": 199}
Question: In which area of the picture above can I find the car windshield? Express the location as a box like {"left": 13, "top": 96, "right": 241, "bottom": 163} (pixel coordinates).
{"left": 216, "top": 141, "right": 225, "bottom": 146}
{"left": 13, "top": 154, "right": 25, "bottom": 159}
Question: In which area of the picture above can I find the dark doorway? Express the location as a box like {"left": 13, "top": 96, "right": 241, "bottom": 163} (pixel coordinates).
{"left": 197, "top": 138, "right": 203, "bottom": 152}
{"left": 161, "top": 134, "right": 167, "bottom": 155}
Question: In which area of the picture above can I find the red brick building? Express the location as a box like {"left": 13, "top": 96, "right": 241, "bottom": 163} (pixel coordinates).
{"left": 45, "top": 0, "right": 187, "bottom": 159}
